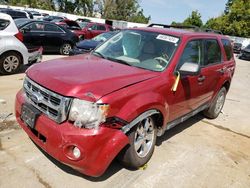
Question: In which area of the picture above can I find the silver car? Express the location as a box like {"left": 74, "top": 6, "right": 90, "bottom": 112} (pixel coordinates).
{"left": 0, "top": 13, "right": 42, "bottom": 75}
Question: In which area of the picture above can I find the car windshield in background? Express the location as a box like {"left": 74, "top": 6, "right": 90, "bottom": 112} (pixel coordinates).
{"left": 14, "top": 19, "right": 30, "bottom": 28}
{"left": 93, "top": 32, "right": 114, "bottom": 42}
{"left": 0, "top": 19, "right": 10, "bottom": 30}
{"left": 94, "top": 30, "right": 180, "bottom": 71}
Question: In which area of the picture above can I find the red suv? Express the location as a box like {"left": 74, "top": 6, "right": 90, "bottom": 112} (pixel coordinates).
{"left": 15, "top": 25, "right": 235, "bottom": 177}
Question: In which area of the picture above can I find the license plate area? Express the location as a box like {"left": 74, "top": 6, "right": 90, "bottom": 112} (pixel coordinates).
{"left": 21, "top": 103, "right": 41, "bottom": 129}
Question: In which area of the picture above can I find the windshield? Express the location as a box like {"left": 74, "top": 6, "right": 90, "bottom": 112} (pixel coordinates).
{"left": 94, "top": 30, "right": 180, "bottom": 71}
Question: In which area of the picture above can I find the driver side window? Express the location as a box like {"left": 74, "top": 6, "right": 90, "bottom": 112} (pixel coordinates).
{"left": 177, "top": 40, "right": 202, "bottom": 70}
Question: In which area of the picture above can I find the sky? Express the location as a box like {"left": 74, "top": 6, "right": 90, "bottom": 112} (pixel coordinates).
{"left": 140, "top": 0, "right": 228, "bottom": 24}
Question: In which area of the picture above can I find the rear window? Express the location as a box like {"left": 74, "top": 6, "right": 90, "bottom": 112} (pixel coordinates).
{"left": 204, "top": 39, "right": 221, "bottom": 66}
{"left": 0, "top": 19, "right": 10, "bottom": 30}
{"left": 222, "top": 39, "right": 233, "bottom": 61}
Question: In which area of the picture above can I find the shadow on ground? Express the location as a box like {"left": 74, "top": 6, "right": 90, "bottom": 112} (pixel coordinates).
{"left": 32, "top": 113, "right": 205, "bottom": 181}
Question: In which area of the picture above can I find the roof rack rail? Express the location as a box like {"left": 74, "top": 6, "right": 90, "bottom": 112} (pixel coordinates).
{"left": 148, "top": 23, "right": 200, "bottom": 31}
{"left": 148, "top": 23, "right": 223, "bottom": 35}
{"left": 203, "top": 28, "right": 223, "bottom": 35}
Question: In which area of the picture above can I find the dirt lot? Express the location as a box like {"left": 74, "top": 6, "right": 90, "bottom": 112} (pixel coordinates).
{"left": 0, "top": 55, "right": 250, "bottom": 188}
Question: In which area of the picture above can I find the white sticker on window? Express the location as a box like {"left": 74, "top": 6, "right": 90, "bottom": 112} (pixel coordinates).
{"left": 156, "top": 34, "right": 179, "bottom": 43}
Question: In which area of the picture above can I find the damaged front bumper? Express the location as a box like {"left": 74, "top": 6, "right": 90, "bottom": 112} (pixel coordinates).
{"left": 28, "top": 47, "right": 43, "bottom": 64}
{"left": 15, "top": 89, "right": 129, "bottom": 177}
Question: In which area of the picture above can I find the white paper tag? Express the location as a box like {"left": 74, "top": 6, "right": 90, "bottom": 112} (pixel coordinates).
{"left": 156, "top": 34, "right": 179, "bottom": 43}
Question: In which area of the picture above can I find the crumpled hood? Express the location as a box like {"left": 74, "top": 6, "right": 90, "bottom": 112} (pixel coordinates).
{"left": 27, "top": 54, "right": 158, "bottom": 101}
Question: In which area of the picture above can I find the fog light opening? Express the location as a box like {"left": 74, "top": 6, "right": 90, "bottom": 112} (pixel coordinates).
{"left": 73, "top": 146, "right": 81, "bottom": 159}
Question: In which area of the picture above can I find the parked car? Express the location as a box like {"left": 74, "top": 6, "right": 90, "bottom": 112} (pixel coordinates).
{"left": 43, "top": 15, "right": 67, "bottom": 22}
{"left": 0, "top": 13, "right": 42, "bottom": 75}
{"left": 15, "top": 19, "right": 79, "bottom": 55}
{"left": 52, "top": 19, "right": 85, "bottom": 39}
{"left": 28, "top": 11, "right": 43, "bottom": 20}
{"left": 69, "top": 31, "right": 118, "bottom": 55}
{"left": 238, "top": 44, "right": 250, "bottom": 60}
{"left": 233, "top": 42, "right": 242, "bottom": 53}
{"left": 77, "top": 22, "right": 114, "bottom": 40}
{"left": 0, "top": 8, "right": 29, "bottom": 19}
{"left": 15, "top": 25, "right": 235, "bottom": 177}
{"left": 75, "top": 18, "right": 91, "bottom": 23}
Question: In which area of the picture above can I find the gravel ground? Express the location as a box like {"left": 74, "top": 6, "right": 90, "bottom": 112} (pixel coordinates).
{"left": 0, "top": 55, "right": 250, "bottom": 188}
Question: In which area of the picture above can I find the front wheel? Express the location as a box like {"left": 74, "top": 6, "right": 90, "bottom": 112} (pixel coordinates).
{"left": 0, "top": 52, "right": 22, "bottom": 75}
{"left": 118, "top": 116, "right": 157, "bottom": 168}
{"left": 60, "top": 43, "right": 72, "bottom": 55}
{"left": 203, "top": 87, "right": 227, "bottom": 119}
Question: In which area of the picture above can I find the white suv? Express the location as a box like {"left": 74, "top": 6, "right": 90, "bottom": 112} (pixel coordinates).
{"left": 0, "top": 13, "right": 42, "bottom": 75}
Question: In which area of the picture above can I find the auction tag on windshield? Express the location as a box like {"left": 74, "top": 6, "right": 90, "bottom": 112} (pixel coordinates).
{"left": 156, "top": 34, "right": 179, "bottom": 43}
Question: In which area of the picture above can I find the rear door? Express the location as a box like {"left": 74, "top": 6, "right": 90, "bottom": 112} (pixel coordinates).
{"left": 43, "top": 23, "right": 65, "bottom": 52}
{"left": 198, "top": 38, "right": 225, "bottom": 107}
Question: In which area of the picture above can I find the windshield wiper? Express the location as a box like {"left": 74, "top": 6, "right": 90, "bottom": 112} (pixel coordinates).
{"left": 106, "top": 57, "right": 132, "bottom": 66}
{"left": 92, "top": 51, "right": 107, "bottom": 59}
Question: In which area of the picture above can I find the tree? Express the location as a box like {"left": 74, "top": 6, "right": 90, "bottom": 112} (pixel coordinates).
{"left": 183, "top": 10, "right": 203, "bottom": 27}
{"left": 205, "top": 0, "right": 250, "bottom": 37}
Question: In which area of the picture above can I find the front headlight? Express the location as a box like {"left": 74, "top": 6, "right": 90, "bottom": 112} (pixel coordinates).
{"left": 68, "top": 99, "right": 109, "bottom": 129}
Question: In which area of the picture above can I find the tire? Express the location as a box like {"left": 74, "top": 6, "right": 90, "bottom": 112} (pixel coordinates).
{"left": 60, "top": 43, "right": 72, "bottom": 55}
{"left": 0, "top": 52, "right": 22, "bottom": 75}
{"left": 118, "top": 116, "right": 157, "bottom": 168}
{"left": 203, "top": 87, "right": 227, "bottom": 119}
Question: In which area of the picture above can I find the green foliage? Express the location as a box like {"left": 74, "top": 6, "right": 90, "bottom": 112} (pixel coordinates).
{"left": 205, "top": 0, "right": 250, "bottom": 37}
{"left": 171, "top": 10, "right": 203, "bottom": 27}
{"left": 4, "top": 0, "right": 150, "bottom": 23}
{"left": 183, "top": 10, "right": 203, "bottom": 27}
{"left": 101, "top": 0, "right": 150, "bottom": 23}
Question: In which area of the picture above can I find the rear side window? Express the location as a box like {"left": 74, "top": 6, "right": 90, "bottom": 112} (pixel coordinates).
{"left": 97, "top": 25, "right": 106, "bottom": 31}
{"left": 177, "top": 40, "right": 202, "bottom": 69}
{"left": 222, "top": 39, "right": 233, "bottom": 60}
{"left": 44, "top": 24, "right": 63, "bottom": 32}
{"left": 203, "top": 39, "right": 221, "bottom": 66}
{"left": 0, "top": 19, "right": 10, "bottom": 30}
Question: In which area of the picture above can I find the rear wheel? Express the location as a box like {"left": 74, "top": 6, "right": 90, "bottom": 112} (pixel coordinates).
{"left": 203, "top": 87, "right": 227, "bottom": 119}
{"left": 0, "top": 52, "right": 22, "bottom": 75}
{"left": 60, "top": 43, "right": 72, "bottom": 55}
{"left": 118, "top": 116, "right": 156, "bottom": 168}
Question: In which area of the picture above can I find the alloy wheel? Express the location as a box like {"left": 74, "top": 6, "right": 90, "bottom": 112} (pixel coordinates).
{"left": 134, "top": 117, "right": 155, "bottom": 158}
{"left": 3, "top": 55, "right": 20, "bottom": 73}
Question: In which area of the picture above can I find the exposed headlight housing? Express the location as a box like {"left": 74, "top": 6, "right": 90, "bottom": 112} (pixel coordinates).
{"left": 69, "top": 99, "right": 109, "bottom": 129}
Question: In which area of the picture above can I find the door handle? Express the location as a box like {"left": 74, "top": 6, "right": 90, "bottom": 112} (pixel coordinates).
{"left": 198, "top": 75, "right": 206, "bottom": 82}
{"left": 39, "top": 34, "right": 45, "bottom": 36}
{"left": 216, "top": 67, "right": 227, "bottom": 74}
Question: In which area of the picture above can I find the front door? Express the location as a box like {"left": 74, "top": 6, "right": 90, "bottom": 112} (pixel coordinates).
{"left": 169, "top": 39, "right": 205, "bottom": 121}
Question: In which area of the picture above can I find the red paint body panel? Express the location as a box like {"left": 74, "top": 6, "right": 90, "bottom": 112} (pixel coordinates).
{"left": 15, "top": 27, "right": 236, "bottom": 177}
{"left": 15, "top": 90, "right": 129, "bottom": 177}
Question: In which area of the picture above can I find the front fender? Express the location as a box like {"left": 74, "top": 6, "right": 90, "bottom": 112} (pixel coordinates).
{"left": 115, "top": 91, "right": 169, "bottom": 128}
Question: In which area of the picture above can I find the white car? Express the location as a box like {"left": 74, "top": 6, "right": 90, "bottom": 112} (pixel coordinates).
{"left": 0, "top": 13, "right": 42, "bottom": 75}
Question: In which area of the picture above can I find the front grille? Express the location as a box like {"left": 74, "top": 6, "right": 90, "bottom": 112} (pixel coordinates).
{"left": 23, "top": 77, "right": 71, "bottom": 123}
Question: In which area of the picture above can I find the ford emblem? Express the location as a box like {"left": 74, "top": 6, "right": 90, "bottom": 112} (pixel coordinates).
{"left": 30, "top": 92, "right": 43, "bottom": 103}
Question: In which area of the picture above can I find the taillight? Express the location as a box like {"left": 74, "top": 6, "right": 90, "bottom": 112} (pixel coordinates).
{"left": 14, "top": 31, "right": 23, "bottom": 42}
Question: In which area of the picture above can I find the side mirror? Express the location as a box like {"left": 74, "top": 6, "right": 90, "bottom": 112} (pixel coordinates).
{"left": 179, "top": 62, "right": 200, "bottom": 76}
{"left": 87, "top": 28, "right": 92, "bottom": 31}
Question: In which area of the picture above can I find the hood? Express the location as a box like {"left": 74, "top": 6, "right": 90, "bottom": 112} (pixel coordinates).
{"left": 76, "top": 40, "right": 100, "bottom": 50}
{"left": 242, "top": 48, "right": 250, "bottom": 53}
{"left": 27, "top": 54, "right": 158, "bottom": 101}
